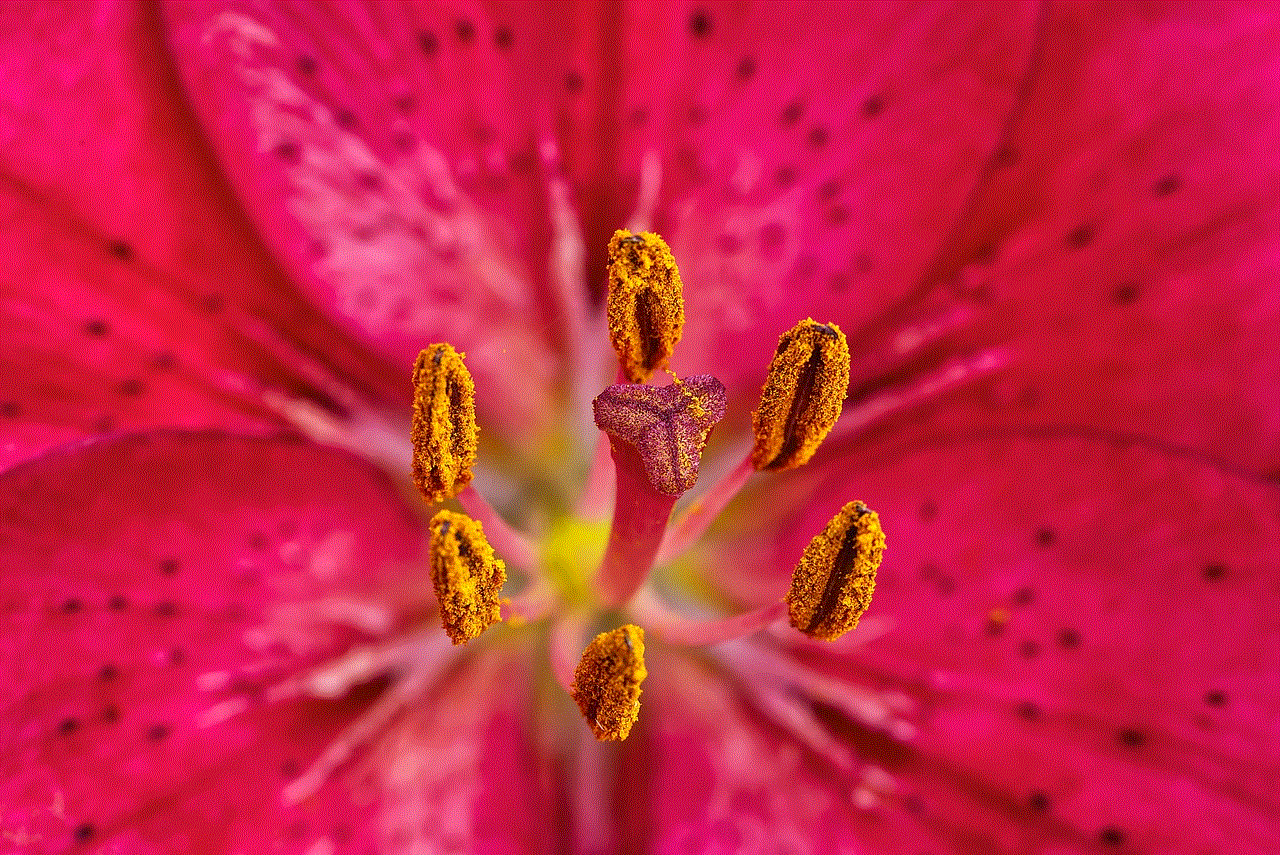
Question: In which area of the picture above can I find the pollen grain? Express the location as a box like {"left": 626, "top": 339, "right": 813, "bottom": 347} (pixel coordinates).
{"left": 606, "top": 230, "right": 685, "bottom": 383}
{"left": 786, "top": 501, "right": 884, "bottom": 641}
{"left": 750, "top": 319, "right": 850, "bottom": 471}
{"left": 429, "top": 510, "right": 507, "bottom": 644}
{"left": 412, "top": 343, "right": 478, "bottom": 503}
{"left": 570, "top": 624, "right": 647, "bottom": 741}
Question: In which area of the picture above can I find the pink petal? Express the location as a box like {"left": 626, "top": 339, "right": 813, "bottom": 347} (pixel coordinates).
{"left": 605, "top": 3, "right": 1043, "bottom": 399}
{"left": 159, "top": 1, "right": 604, "bottom": 437}
{"left": 0, "top": 432, "right": 428, "bottom": 852}
{"left": 726, "top": 434, "right": 1280, "bottom": 853}
{"left": 898, "top": 1, "right": 1280, "bottom": 477}
{"left": 0, "top": 1, "right": 404, "bottom": 472}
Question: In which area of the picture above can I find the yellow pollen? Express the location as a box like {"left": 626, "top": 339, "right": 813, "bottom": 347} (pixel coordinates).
{"left": 606, "top": 229, "right": 685, "bottom": 383}
{"left": 786, "top": 501, "right": 885, "bottom": 641}
{"left": 750, "top": 318, "right": 851, "bottom": 471}
{"left": 570, "top": 624, "right": 647, "bottom": 741}
{"left": 428, "top": 510, "right": 506, "bottom": 645}
{"left": 411, "top": 343, "right": 478, "bottom": 503}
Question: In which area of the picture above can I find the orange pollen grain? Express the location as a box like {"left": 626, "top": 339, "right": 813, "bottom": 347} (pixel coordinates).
{"left": 606, "top": 230, "right": 685, "bottom": 383}
{"left": 570, "top": 624, "right": 647, "bottom": 741}
{"left": 750, "top": 319, "right": 851, "bottom": 472}
{"left": 428, "top": 510, "right": 506, "bottom": 645}
{"left": 786, "top": 501, "right": 885, "bottom": 641}
{"left": 411, "top": 343, "right": 478, "bottom": 503}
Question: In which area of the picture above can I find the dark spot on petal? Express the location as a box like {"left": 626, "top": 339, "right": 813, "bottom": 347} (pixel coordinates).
{"left": 84, "top": 319, "right": 110, "bottom": 338}
{"left": 807, "top": 126, "right": 828, "bottom": 148}
{"left": 688, "top": 9, "right": 712, "bottom": 38}
{"left": 493, "top": 25, "right": 513, "bottom": 50}
{"left": 1057, "top": 627, "right": 1081, "bottom": 649}
{"left": 736, "top": 56, "right": 756, "bottom": 80}
{"left": 273, "top": 140, "right": 301, "bottom": 163}
{"left": 1035, "top": 526, "right": 1056, "bottom": 548}
{"left": 58, "top": 717, "right": 80, "bottom": 735}
{"left": 98, "top": 664, "right": 118, "bottom": 682}
{"left": 101, "top": 704, "right": 120, "bottom": 723}
{"left": 994, "top": 146, "right": 1019, "bottom": 169}
{"left": 154, "top": 601, "right": 177, "bottom": 617}
{"left": 333, "top": 108, "right": 358, "bottom": 130}
{"left": 1018, "top": 639, "right": 1041, "bottom": 659}
{"left": 0, "top": 401, "right": 19, "bottom": 418}
{"left": 74, "top": 823, "right": 95, "bottom": 842}
{"left": 564, "top": 70, "right": 584, "bottom": 93}
{"left": 1099, "top": 827, "right": 1126, "bottom": 847}
{"left": 108, "top": 240, "right": 134, "bottom": 261}
{"left": 1117, "top": 727, "right": 1146, "bottom": 748}
{"left": 902, "top": 794, "right": 924, "bottom": 814}
{"left": 393, "top": 93, "right": 416, "bottom": 114}
{"left": 249, "top": 531, "right": 269, "bottom": 550}
{"left": 1112, "top": 281, "right": 1141, "bottom": 305}
{"left": 357, "top": 171, "right": 383, "bottom": 192}
{"left": 108, "top": 594, "right": 127, "bottom": 611}
{"left": 167, "top": 648, "right": 186, "bottom": 666}
{"left": 687, "top": 104, "right": 707, "bottom": 125}
{"left": 629, "top": 106, "right": 649, "bottom": 127}
{"left": 817, "top": 178, "right": 841, "bottom": 201}
{"left": 1202, "top": 562, "right": 1226, "bottom": 581}
{"left": 296, "top": 54, "right": 317, "bottom": 76}
{"left": 1066, "top": 224, "right": 1095, "bottom": 249}
{"left": 716, "top": 232, "right": 742, "bottom": 255}
{"left": 1204, "top": 689, "right": 1228, "bottom": 707}
{"left": 203, "top": 293, "right": 223, "bottom": 314}
{"left": 281, "top": 758, "right": 300, "bottom": 778}
{"left": 91, "top": 414, "right": 114, "bottom": 434}
{"left": 159, "top": 558, "right": 179, "bottom": 576}
{"left": 117, "top": 378, "right": 146, "bottom": 397}
{"left": 1017, "top": 387, "right": 1041, "bottom": 409}
{"left": 393, "top": 131, "right": 417, "bottom": 152}
{"left": 455, "top": 19, "right": 475, "bottom": 43}
{"left": 826, "top": 204, "right": 848, "bottom": 226}
{"left": 1028, "top": 791, "right": 1051, "bottom": 812}
{"left": 861, "top": 94, "right": 885, "bottom": 118}
{"left": 985, "top": 615, "right": 1006, "bottom": 637}
{"left": 147, "top": 723, "right": 171, "bottom": 742}
{"left": 781, "top": 100, "right": 804, "bottom": 126}
{"left": 151, "top": 351, "right": 177, "bottom": 370}
{"left": 61, "top": 598, "right": 83, "bottom": 614}
{"left": 418, "top": 30, "right": 438, "bottom": 56}
{"left": 918, "top": 500, "right": 938, "bottom": 521}
{"left": 1012, "top": 586, "right": 1035, "bottom": 606}
{"left": 760, "top": 222, "right": 787, "bottom": 255}
{"left": 775, "top": 165, "right": 796, "bottom": 187}
{"left": 1016, "top": 700, "right": 1040, "bottom": 721}
{"left": 1154, "top": 174, "right": 1181, "bottom": 197}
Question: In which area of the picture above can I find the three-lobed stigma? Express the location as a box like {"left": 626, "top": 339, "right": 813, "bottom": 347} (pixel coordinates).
{"left": 786, "top": 501, "right": 885, "bottom": 641}
{"left": 606, "top": 230, "right": 685, "bottom": 383}
{"left": 570, "top": 624, "right": 647, "bottom": 741}
{"left": 412, "top": 343, "right": 478, "bottom": 503}
{"left": 751, "top": 319, "right": 851, "bottom": 472}
{"left": 429, "top": 510, "right": 507, "bottom": 644}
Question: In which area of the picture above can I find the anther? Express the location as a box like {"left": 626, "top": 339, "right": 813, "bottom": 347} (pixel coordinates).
{"left": 412, "top": 343, "right": 478, "bottom": 503}
{"left": 570, "top": 624, "right": 647, "bottom": 741}
{"left": 606, "top": 230, "right": 685, "bottom": 383}
{"left": 787, "top": 501, "right": 885, "bottom": 641}
{"left": 429, "top": 510, "right": 506, "bottom": 644}
{"left": 751, "top": 319, "right": 850, "bottom": 471}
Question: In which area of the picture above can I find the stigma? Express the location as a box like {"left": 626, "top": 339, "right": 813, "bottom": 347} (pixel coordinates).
{"left": 751, "top": 319, "right": 851, "bottom": 471}
{"left": 411, "top": 343, "right": 478, "bottom": 503}
{"left": 570, "top": 625, "right": 647, "bottom": 741}
{"left": 787, "top": 501, "right": 885, "bottom": 641}
{"left": 606, "top": 230, "right": 685, "bottom": 383}
{"left": 429, "top": 510, "right": 507, "bottom": 644}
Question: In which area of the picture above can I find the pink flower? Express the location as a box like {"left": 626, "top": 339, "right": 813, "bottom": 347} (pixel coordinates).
{"left": 2, "top": 1, "right": 1277, "bottom": 853}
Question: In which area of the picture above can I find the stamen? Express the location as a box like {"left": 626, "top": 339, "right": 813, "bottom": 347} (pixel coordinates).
{"left": 751, "top": 319, "right": 851, "bottom": 472}
{"left": 787, "top": 501, "right": 885, "bottom": 641}
{"left": 429, "top": 510, "right": 507, "bottom": 644}
{"left": 569, "top": 624, "right": 647, "bottom": 741}
{"left": 606, "top": 230, "right": 685, "bottom": 383}
{"left": 411, "top": 343, "right": 478, "bottom": 503}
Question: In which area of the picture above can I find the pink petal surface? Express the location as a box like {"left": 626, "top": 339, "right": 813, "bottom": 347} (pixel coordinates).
{"left": 0, "top": 432, "right": 436, "bottom": 853}
{"left": 713, "top": 434, "right": 1280, "bottom": 853}
{"left": 0, "top": 0, "right": 405, "bottom": 472}
{"left": 160, "top": 0, "right": 610, "bottom": 437}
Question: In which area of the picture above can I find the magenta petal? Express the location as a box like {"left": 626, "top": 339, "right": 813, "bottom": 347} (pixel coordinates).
{"left": 159, "top": 1, "right": 608, "bottom": 436}
{"left": 0, "top": 432, "right": 427, "bottom": 852}
{"left": 603, "top": 3, "right": 1042, "bottom": 395}
{"left": 733, "top": 435, "right": 1280, "bottom": 853}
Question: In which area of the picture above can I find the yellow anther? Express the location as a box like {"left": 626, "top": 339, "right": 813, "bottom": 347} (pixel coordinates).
{"left": 570, "top": 624, "right": 647, "bottom": 741}
{"left": 428, "top": 510, "right": 506, "bottom": 645}
{"left": 786, "top": 501, "right": 885, "bottom": 641}
{"left": 750, "top": 319, "right": 850, "bottom": 471}
{"left": 411, "top": 343, "right": 478, "bottom": 503}
{"left": 606, "top": 229, "right": 685, "bottom": 383}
